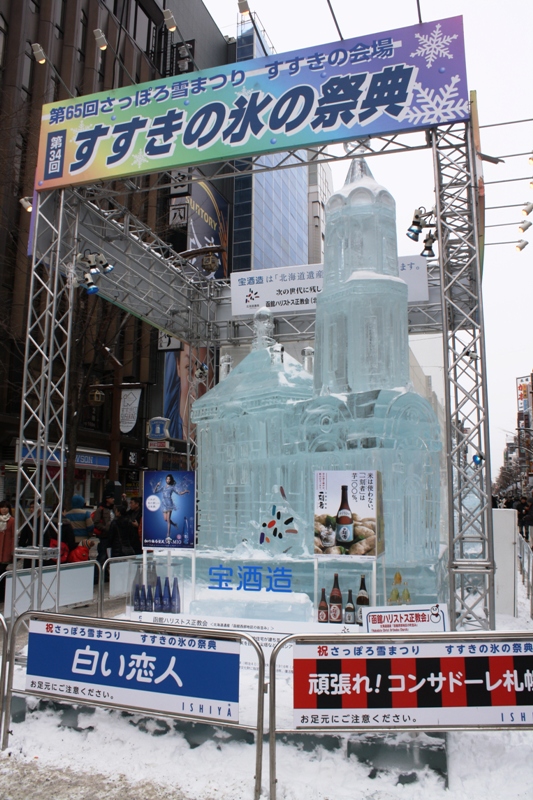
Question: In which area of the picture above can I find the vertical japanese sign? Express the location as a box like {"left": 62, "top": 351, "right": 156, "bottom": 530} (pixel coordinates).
{"left": 314, "top": 470, "right": 384, "bottom": 558}
{"left": 293, "top": 636, "right": 533, "bottom": 729}
{"left": 27, "top": 620, "right": 240, "bottom": 722}
{"left": 142, "top": 470, "right": 195, "bottom": 549}
{"left": 35, "top": 17, "right": 468, "bottom": 190}
{"left": 517, "top": 376, "right": 531, "bottom": 414}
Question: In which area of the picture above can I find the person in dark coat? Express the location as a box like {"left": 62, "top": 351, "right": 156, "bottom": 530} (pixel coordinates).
{"left": 109, "top": 504, "right": 141, "bottom": 558}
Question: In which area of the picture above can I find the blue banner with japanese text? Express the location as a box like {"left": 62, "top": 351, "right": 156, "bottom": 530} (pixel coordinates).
{"left": 27, "top": 620, "right": 240, "bottom": 722}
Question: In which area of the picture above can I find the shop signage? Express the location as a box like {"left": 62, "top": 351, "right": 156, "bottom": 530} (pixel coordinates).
{"left": 18, "top": 442, "right": 109, "bottom": 469}
{"left": 35, "top": 17, "right": 468, "bottom": 190}
{"left": 27, "top": 619, "right": 240, "bottom": 722}
{"left": 119, "top": 388, "right": 142, "bottom": 434}
{"left": 293, "top": 635, "right": 533, "bottom": 729}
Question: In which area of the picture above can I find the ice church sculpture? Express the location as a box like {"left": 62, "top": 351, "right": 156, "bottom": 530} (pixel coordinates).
{"left": 192, "top": 157, "right": 442, "bottom": 608}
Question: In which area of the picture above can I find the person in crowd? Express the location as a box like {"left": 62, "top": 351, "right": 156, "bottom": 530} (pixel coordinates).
{"left": 127, "top": 496, "right": 143, "bottom": 547}
{"left": 64, "top": 494, "right": 94, "bottom": 543}
{"left": 520, "top": 499, "right": 533, "bottom": 542}
{"left": 92, "top": 493, "right": 115, "bottom": 566}
{"left": 109, "top": 503, "right": 141, "bottom": 558}
{"left": 0, "top": 500, "right": 15, "bottom": 601}
{"left": 514, "top": 496, "right": 529, "bottom": 538}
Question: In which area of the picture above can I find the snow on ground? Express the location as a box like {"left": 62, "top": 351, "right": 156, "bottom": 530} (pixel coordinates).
{"left": 1, "top": 577, "right": 533, "bottom": 799}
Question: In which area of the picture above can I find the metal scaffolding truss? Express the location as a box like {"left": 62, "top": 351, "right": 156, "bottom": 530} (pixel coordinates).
{"left": 14, "top": 120, "right": 495, "bottom": 629}
{"left": 432, "top": 123, "right": 495, "bottom": 629}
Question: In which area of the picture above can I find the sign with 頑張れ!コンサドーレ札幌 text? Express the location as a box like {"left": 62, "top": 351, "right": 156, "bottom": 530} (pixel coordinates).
{"left": 26, "top": 620, "right": 240, "bottom": 722}
{"left": 35, "top": 17, "right": 468, "bottom": 191}
{"left": 293, "top": 635, "right": 533, "bottom": 730}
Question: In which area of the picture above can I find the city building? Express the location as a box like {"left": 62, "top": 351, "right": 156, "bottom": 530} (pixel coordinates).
{"left": 0, "top": 0, "right": 235, "bottom": 503}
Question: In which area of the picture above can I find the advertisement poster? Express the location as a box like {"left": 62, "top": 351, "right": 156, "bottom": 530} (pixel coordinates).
{"left": 293, "top": 635, "right": 533, "bottom": 729}
{"left": 142, "top": 470, "right": 195, "bottom": 549}
{"left": 27, "top": 620, "right": 239, "bottom": 723}
{"left": 314, "top": 470, "right": 384, "bottom": 557}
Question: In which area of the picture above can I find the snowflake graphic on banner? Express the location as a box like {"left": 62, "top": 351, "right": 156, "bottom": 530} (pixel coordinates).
{"left": 410, "top": 23, "right": 458, "bottom": 68}
{"left": 403, "top": 76, "right": 469, "bottom": 126}
{"left": 132, "top": 151, "right": 149, "bottom": 168}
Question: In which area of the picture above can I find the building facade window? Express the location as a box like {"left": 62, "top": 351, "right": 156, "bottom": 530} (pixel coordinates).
{"left": 21, "top": 41, "right": 34, "bottom": 99}
{"left": 0, "top": 15, "right": 7, "bottom": 70}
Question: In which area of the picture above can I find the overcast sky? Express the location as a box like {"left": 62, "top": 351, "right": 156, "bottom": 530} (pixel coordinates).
{"left": 203, "top": 0, "right": 533, "bottom": 479}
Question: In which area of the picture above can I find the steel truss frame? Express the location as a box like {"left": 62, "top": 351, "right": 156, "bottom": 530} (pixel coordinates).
{"left": 14, "top": 121, "right": 495, "bottom": 629}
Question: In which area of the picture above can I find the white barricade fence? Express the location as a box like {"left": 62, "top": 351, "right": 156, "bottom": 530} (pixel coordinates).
{"left": 1, "top": 561, "right": 101, "bottom": 619}
{"left": 1, "top": 611, "right": 265, "bottom": 800}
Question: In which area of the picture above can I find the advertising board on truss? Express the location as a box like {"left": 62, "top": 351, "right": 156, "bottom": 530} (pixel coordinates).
{"left": 35, "top": 17, "right": 468, "bottom": 191}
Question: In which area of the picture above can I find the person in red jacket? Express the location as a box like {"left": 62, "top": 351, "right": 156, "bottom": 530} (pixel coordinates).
{"left": 0, "top": 500, "right": 15, "bottom": 601}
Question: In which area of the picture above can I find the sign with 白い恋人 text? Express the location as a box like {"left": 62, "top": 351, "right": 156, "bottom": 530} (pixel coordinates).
{"left": 26, "top": 620, "right": 240, "bottom": 722}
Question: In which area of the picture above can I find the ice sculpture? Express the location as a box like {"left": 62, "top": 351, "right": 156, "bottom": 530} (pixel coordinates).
{"left": 192, "top": 157, "right": 442, "bottom": 611}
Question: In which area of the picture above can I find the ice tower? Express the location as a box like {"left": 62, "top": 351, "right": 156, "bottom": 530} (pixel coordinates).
{"left": 192, "top": 156, "right": 442, "bottom": 608}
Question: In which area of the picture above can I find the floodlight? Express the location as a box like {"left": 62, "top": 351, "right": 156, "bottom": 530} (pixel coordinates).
{"left": 522, "top": 202, "right": 533, "bottom": 216}
{"left": 421, "top": 232, "right": 436, "bottom": 258}
{"left": 238, "top": 0, "right": 251, "bottom": 13}
{"left": 519, "top": 220, "right": 532, "bottom": 233}
{"left": 163, "top": 9, "right": 177, "bottom": 32}
{"left": 406, "top": 208, "right": 423, "bottom": 241}
{"left": 19, "top": 197, "right": 32, "bottom": 212}
{"left": 178, "top": 45, "right": 189, "bottom": 58}
{"left": 83, "top": 273, "right": 99, "bottom": 294}
{"left": 31, "top": 43, "right": 46, "bottom": 64}
{"left": 530, "top": 152, "right": 533, "bottom": 166}
{"left": 93, "top": 29, "right": 108, "bottom": 51}
{"left": 516, "top": 239, "right": 529, "bottom": 252}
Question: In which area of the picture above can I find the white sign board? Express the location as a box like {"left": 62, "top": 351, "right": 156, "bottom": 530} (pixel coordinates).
{"left": 231, "top": 257, "right": 429, "bottom": 317}
{"left": 362, "top": 603, "right": 449, "bottom": 633}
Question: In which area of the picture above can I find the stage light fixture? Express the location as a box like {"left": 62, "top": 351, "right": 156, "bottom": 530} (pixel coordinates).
{"left": 516, "top": 239, "right": 529, "bottom": 252}
{"left": 31, "top": 43, "right": 46, "bottom": 64}
{"left": 421, "top": 232, "right": 436, "bottom": 258}
{"left": 406, "top": 208, "right": 423, "bottom": 241}
{"left": 93, "top": 29, "right": 108, "bottom": 50}
{"left": 472, "top": 453, "right": 484, "bottom": 467}
{"left": 519, "top": 220, "right": 532, "bottom": 233}
{"left": 163, "top": 9, "right": 177, "bottom": 32}
{"left": 238, "top": 0, "right": 251, "bottom": 13}
{"left": 83, "top": 273, "right": 99, "bottom": 294}
{"left": 19, "top": 197, "right": 32, "bottom": 212}
{"left": 523, "top": 202, "right": 533, "bottom": 216}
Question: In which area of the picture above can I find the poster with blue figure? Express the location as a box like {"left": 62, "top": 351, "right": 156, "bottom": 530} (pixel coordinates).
{"left": 142, "top": 470, "right": 195, "bottom": 549}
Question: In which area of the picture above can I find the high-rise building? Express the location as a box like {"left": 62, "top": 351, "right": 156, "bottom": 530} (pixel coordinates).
{"left": 232, "top": 11, "right": 308, "bottom": 273}
{"left": 0, "top": 0, "right": 235, "bottom": 502}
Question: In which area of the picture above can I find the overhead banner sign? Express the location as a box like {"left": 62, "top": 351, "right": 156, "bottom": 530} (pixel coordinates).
{"left": 27, "top": 619, "right": 240, "bottom": 722}
{"left": 293, "top": 634, "right": 533, "bottom": 730}
{"left": 35, "top": 16, "right": 468, "bottom": 191}
{"left": 231, "top": 256, "right": 427, "bottom": 316}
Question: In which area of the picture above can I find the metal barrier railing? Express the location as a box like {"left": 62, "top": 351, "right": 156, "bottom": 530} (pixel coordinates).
{"left": 1, "top": 610, "right": 265, "bottom": 800}
{"left": 0, "top": 560, "right": 102, "bottom": 623}
{"left": 0, "top": 614, "right": 7, "bottom": 712}
{"left": 268, "top": 630, "right": 533, "bottom": 800}
{"left": 518, "top": 534, "right": 533, "bottom": 618}
{"left": 98, "top": 554, "right": 138, "bottom": 616}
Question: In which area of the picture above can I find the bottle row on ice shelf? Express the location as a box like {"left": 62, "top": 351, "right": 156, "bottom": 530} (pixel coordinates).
{"left": 318, "top": 572, "right": 369, "bottom": 625}
{"left": 132, "top": 575, "right": 181, "bottom": 614}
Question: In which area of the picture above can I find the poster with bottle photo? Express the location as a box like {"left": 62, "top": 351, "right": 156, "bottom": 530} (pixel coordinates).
{"left": 142, "top": 470, "right": 195, "bottom": 550}
{"left": 314, "top": 470, "right": 384, "bottom": 558}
